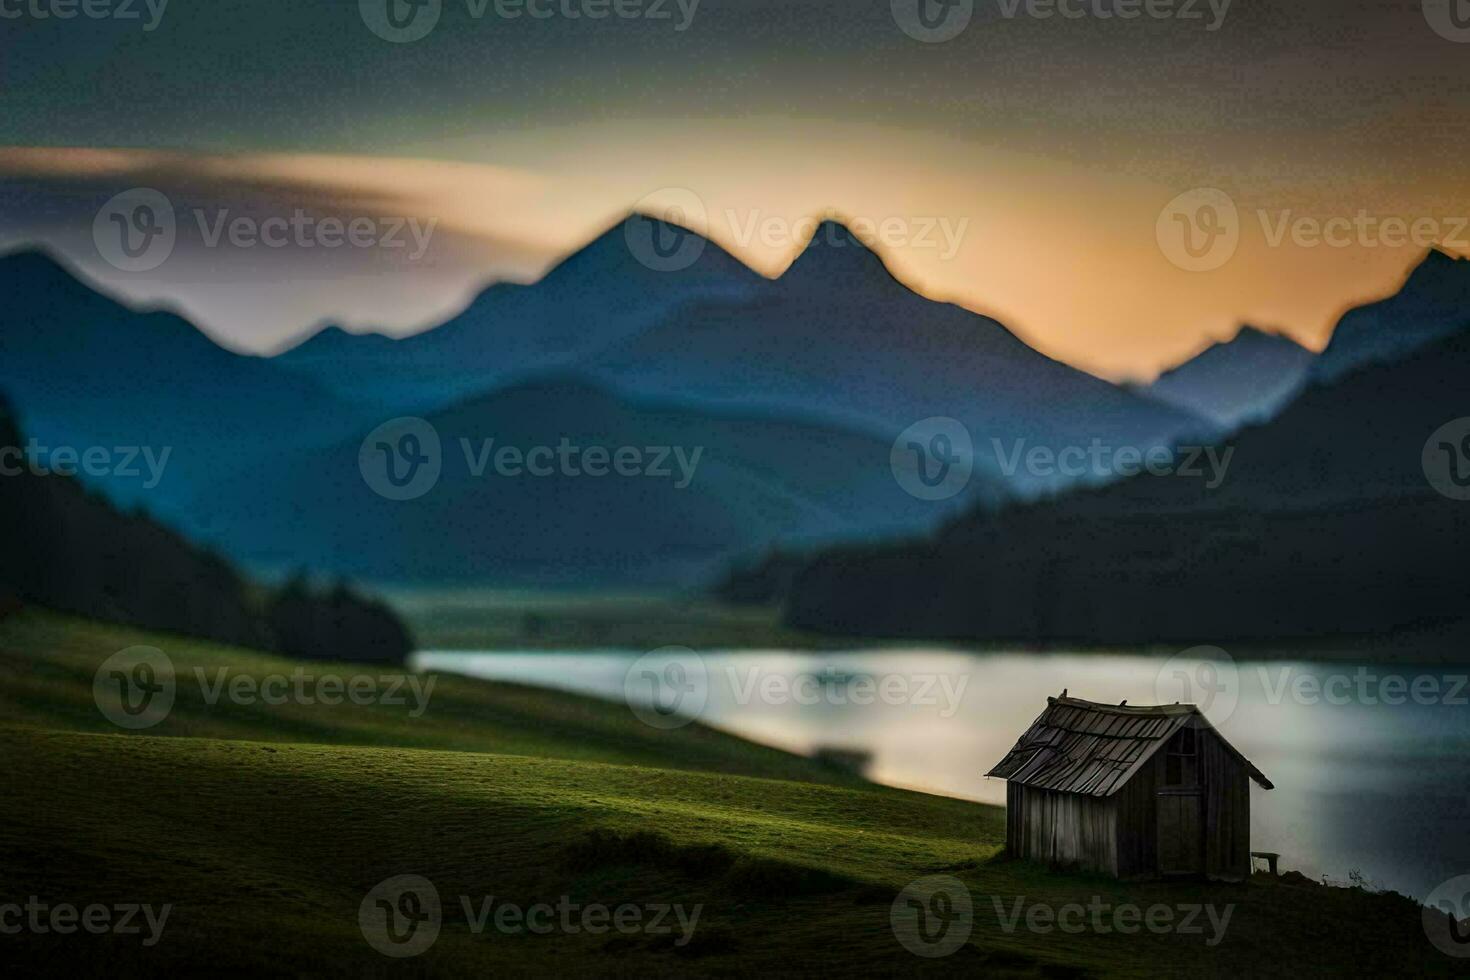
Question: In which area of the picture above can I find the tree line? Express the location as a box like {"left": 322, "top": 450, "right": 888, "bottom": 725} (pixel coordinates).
{"left": 0, "top": 395, "right": 412, "bottom": 664}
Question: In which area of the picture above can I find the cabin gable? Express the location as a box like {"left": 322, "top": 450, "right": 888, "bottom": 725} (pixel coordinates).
{"left": 988, "top": 696, "right": 1268, "bottom": 880}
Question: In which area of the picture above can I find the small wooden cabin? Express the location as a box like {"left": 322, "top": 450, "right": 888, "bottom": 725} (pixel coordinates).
{"left": 986, "top": 694, "right": 1272, "bottom": 880}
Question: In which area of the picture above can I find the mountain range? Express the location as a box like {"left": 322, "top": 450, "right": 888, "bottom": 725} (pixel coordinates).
{"left": 0, "top": 217, "right": 1212, "bottom": 585}
{"left": 756, "top": 252, "right": 1470, "bottom": 648}
{"left": 2, "top": 226, "right": 1465, "bottom": 589}
{"left": 1144, "top": 326, "right": 1314, "bottom": 428}
{"left": 278, "top": 217, "right": 1214, "bottom": 501}
{"left": 1309, "top": 247, "right": 1470, "bottom": 382}
{"left": 0, "top": 250, "right": 367, "bottom": 516}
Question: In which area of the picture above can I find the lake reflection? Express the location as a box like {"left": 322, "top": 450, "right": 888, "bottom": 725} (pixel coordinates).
{"left": 415, "top": 647, "right": 1470, "bottom": 900}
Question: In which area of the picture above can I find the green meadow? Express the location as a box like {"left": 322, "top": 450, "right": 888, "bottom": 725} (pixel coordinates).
{"left": 0, "top": 610, "right": 1455, "bottom": 976}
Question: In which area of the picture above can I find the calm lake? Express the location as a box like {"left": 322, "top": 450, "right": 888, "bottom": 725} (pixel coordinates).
{"left": 415, "top": 647, "right": 1470, "bottom": 901}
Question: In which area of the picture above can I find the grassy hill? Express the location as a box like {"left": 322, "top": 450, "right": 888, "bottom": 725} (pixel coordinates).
{"left": 0, "top": 610, "right": 1456, "bottom": 977}
{"left": 0, "top": 610, "right": 857, "bottom": 783}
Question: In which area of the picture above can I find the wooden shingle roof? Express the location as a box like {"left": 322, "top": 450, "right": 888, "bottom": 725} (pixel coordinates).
{"left": 985, "top": 694, "right": 1272, "bottom": 796}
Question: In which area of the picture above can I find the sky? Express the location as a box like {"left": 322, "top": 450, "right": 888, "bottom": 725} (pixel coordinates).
{"left": 1, "top": 0, "right": 1467, "bottom": 379}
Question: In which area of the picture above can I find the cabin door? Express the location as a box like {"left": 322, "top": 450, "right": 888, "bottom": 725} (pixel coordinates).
{"left": 1156, "top": 791, "right": 1203, "bottom": 876}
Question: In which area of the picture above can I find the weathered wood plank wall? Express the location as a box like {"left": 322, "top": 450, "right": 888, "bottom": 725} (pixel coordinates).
{"left": 1009, "top": 783, "right": 1117, "bottom": 875}
{"left": 1004, "top": 725, "right": 1253, "bottom": 880}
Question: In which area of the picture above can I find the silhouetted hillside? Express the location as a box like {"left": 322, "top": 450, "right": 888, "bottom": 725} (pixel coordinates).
{"left": 759, "top": 319, "right": 1470, "bottom": 650}
{"left": 0, "top": 396, "right": 412, "bottom": 663}
{"left": 1145, "top": 326, "right": 1314, "bottom": 428}
{"left": 1311, "top": 248, "right": 1470, "bottom": 382}
{"left": 0, "top": 249, "right": 368, "bottom": 521}
{"left": 191, "top": 375, "right": 947, "bottom": 586}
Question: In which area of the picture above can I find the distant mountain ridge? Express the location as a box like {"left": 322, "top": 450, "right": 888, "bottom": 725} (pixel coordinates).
{"left": 1310, "top": 247, "right": 1470, "bottom": 382}
{"left": 0, "top": 248, "right": 369, "bottom": 517}
{"left": 6, "top": 228, "right": 1465, "bottom": 592}
{"left": 1145, "top": 326, "right": 1315, "bottom": 429}
{"left": 2, "top": 225, "right": 1207, "bottom": 588}
{"left": 277, "top": 215, "right": 770, "bottom": 411}
{"left": 763, "top": 290, "right": 1470, "bottom": 648}
{"left": 279, "top": 215, "right": 1213, "bottom": 503}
